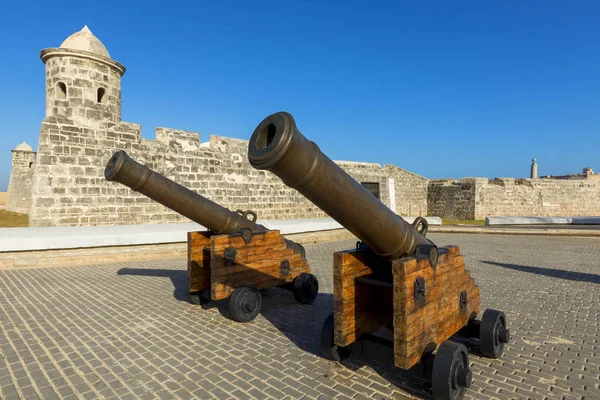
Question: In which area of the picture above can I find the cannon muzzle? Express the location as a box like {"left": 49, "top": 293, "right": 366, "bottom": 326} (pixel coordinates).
{"left": 104, "top": 150, "right": 306, "bottom": 257}
{"left": 248, "top": 112, "right": 431, "bottom": 260}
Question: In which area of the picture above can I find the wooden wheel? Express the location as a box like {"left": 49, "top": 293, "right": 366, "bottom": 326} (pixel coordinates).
{"left": 480, "top": 309, "right": 510, "bottom": 358}
{"left": 228, "top": 287, "right": 262, "bottom": 323}
{"left": 432, "top": 341, "right": 472, "bottom": 400}
{"left": 293, "top": 273, "right": 319, "bottom": 304}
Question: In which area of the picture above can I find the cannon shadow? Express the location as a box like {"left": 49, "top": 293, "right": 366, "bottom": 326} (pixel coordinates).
{"left": 117, "top": 267, "right": 189, "bottom": 301}
{"left": 258, "top": 288, "right": 435, "bottom": 399}
{"left": 482, "top": 261, "right": 600, "bottom": 283}
{"left": 116, "top": 265, "right": 435, "bottom": 399}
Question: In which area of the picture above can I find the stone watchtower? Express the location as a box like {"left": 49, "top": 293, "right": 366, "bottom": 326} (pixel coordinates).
{"left": 27, "top": 26, "right": 128, "bottom": 225}
{"left": 40, "top": 26, "right": 126, "bottom": 128}
{"left": 6, "top": 142, "right": 37, "bottom": 214}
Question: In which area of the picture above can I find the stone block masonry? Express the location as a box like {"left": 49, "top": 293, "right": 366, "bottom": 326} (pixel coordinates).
{"left": 28, "top": 116, "right": 429, "bottom": 227}
{"left": 428, "top": 177, "right": 600, "bottom": 220}
{"left": 387, "top": 165, "right": 429, "bottom": 217}
{"left": 428, "top": 178, "right": 479, "bottom": 220}
{"left": 475, "top": 178, "right": 600, "bottom": 219}
{"left": 43, "top": 54, "right": 122, "bottom": 129}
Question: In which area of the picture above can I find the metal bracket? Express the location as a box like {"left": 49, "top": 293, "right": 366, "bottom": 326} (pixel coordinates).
{"left": 280, "top": 259, "right": 290, "bottom": 277}
{"left": 415, "top": 244, "right": 439, "bottom": 268}
{"left": 412, "top": 216, "right": 429, "bottom": 237}
{"left": 239, "top": 228, "right": 253, "bottom": 244}
{"left": 231, "top": 226, "right": 254, "bottom": 244}
{"left": 356, "top": 241, "right": 370, "bottom": 251}
{"left": 459, "top": 290, "right": 468, "bottom": 312}
{"left": 236, "top": 209, "right": 258, "bottom": 223}
{"left": 224, "top": 247, "right": 237, "bottom": 266}
{"left": 414, "top": 277, "right": 426, "bottom": 305}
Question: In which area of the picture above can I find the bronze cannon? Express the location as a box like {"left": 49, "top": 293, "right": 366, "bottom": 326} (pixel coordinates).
{"left": 105, "top": 150, "right": 305, "bottom": 257}
{"left": 248, "top": 112, "right": 510, "bottom": 400}
{"left": 247, "top": 112, "right": 433, "bottom": 261}
{"left": 105, "top": 150, "right": 319, "bottom": 322}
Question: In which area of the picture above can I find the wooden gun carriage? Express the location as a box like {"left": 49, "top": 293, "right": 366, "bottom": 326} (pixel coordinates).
{"left": 105, "top": 150, "right": 319, "bottom": 323}
{"left": 248, "top": 112, "right": 511, "bottom": 400}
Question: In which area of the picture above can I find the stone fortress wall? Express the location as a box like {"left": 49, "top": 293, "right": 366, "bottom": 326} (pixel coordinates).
{"left": 29, "top": 116, "right": 427, "bottom": 227}
{"left": 6, "top": 26, "right": 600, "bottom": 225}
{"left": 428, "top": 177, "right": 600, "bottom": 220}
{"left": 427, "top": 178, "right": 478, "bottom": 220}
{"left": 476, "top": 177, "right": 600, "bottom": 219}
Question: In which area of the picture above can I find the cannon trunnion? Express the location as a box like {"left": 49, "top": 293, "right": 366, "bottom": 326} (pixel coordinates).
{"left": 105, "top": 150, "right": 319, "bottom": 323}
{"left": 248, "top": 112, "right": 510, "bottom": 400}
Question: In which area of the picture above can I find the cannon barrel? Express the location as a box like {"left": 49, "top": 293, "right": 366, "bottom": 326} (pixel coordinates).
{"left": 104, "top": 150, "right": 306, "bottom": 257}
{"left": 248, "top": 112, "right": 431, "bottom": 260}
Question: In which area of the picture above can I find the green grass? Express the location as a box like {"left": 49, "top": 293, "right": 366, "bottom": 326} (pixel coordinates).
{"left": 0, "top": 209, "right": 29, "bottom": 227}
{"left": 441, "top": 218, "right": 485, "bottom": 226}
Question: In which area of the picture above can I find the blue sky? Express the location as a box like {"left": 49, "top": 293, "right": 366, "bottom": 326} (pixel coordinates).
{"left": 0, "top": 0, "right": 599, "bottom": 191}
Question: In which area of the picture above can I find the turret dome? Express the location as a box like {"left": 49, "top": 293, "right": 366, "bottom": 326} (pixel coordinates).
{"left": 14, "top": 142, "right": 34, "bottom": 152}
{"left": 59, "top": 25, "right": 110, "bottom": 58}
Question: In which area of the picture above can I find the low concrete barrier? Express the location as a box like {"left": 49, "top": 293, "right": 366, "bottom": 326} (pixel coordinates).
{"left": 571, "top": 217, "right": 600, "bottom": 225}
{"left": 3, "top": 216, "right": 600, "bottom": 269}
{"left": 485, "top": 216, "right": 600, "bottom": 226}
{"left": 0, "top": 216, "right": 443, "bottom": 253}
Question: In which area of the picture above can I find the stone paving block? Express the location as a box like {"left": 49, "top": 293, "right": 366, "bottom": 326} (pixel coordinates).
{"left": 246, "top": 387, "right": 265, "bottom": 399}
{"left": 1, "top": 235, "right": 600, "bottom": 399}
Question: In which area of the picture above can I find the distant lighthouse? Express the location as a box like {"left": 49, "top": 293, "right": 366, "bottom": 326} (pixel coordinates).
{"left": 530, "top": 158, "right": 538, "bottom": 179}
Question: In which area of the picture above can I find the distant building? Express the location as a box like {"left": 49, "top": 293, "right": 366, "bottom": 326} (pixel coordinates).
{"left": 540, "top": 167, "right": 598, "bottom": 181}
{"left": 5, "top": 142, "right": 36, "bottom": 214}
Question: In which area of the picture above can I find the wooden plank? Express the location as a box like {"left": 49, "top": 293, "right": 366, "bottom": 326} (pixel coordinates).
{"left": 397, "top": 296, "right": 481, "bottom": 368}
{"left": 212, "top": 274, "right": 288, "bottom": 299}
{"left": 391, "top": 245, "right": 482, "bottom": 370}
{"left": 187, "top": 231, "right": 212, "bottom": 294}
{"left": 399, "top": 255, "right": 465, "bottom": 289}
{"left": 334, "top": 264, "right": 377, "bottom": 290}
{"left": 211, "top": 253, "right": 303, "bottom": 277}
{"left": 212, "top": 261, "right": 307, "bottom": 286}
{"left": 333, "top": 248, "right": 389, "bottom": 347}
{"left": 334, "top": 249, "right": 373, "bottom": 267}
{"left": 224, "top": 243, "right": 290, "bottom": 259}
{"left": 397, "top": 284, "right": 479, "bottom": 330}
{"left": 400, "top": 270, "right": 472, "bottom": 314}
{"left": 395, "top": 245, "right": 462, "bottom": 277}
{"left": 210, "top": 230, "right": 284, "bottom": 252}
{"left": 208, "top": 230, "right": 312, "bottom": 301}
{"left": 211, "top": 260, "right": 310, "bottom": 300}
{"left": 394, "top": 282, "right": 472, "bottom": 342}
{"left": 396, "top": 283, "right": 480, "bottom": 343}
{"left": 222, "top": 248, "right": 289, "bottom": 265}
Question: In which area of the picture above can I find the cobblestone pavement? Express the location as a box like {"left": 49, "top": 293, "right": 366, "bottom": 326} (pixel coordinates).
{"left": 1, "top": 233, "right": 599, "bottom": 399}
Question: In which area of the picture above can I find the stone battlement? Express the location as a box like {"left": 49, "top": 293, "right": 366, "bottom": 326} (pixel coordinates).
{"left": 27, "top": 109, "right": 430, "bottom": 227}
